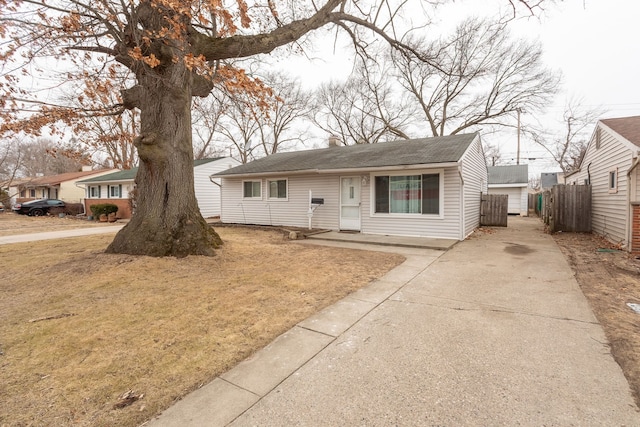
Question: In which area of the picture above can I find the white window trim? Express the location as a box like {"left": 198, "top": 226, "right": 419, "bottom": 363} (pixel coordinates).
{"left": 242, "top": 179, "right": 262, "bottom": 200}
{"left": 108, "top": 185, "right": 121, "bottom": 198}
{"left": 370, "top": 169, "right": 445, "bottom": 219}
{"left": 609, "top": 168, "right": 618, "bottom": 194}
{"left": 266, "top": 178, "right": 288, "bottom": 201}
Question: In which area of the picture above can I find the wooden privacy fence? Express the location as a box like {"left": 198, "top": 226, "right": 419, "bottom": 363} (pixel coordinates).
{"left": 542, "top": 184, "right": 591, "bottom": 232}
{"left": 480, "top": 194, "right": 508, "bottom": 227}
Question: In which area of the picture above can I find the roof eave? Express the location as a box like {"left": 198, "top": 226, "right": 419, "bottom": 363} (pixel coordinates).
{"left": 215, "top": 162, "right": 460, "bottom": 178}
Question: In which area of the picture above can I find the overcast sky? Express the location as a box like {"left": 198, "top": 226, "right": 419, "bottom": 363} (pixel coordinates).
{"left": 281, "top": 0, "right": 640, "bottom": 174}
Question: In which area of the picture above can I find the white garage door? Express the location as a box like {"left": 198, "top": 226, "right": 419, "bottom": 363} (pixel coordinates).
{"left": 488, "top": 187, "right": 523, "bottom": 215}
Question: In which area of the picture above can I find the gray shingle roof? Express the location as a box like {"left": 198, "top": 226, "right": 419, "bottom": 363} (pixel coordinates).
{"left": 487, "top": 165, "right": 528, "bottom": 185}
{"left": 215, "top": 133, "right": 479, "bottom": 176}
{"left": 77, "top": 158, "right": 225, "bottom": 183}
{"left": 78, "top": 168, "right": 137, "bottom": 183}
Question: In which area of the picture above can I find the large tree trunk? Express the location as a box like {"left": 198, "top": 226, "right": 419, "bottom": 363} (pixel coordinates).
{"left": 106, "top": 64, "right": 222, "bottom": 257}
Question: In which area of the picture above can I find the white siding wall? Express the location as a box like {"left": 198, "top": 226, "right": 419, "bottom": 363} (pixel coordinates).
{"left": 221, "top": 167, "right": 470, "bottom": 240}
{"left": 221, "top": 175, "right": 341, "bottom": 229}
{"left": 461, "top": 136, "right": 488, "bottom": 238}
{"left": 85, "top": 181, "right": 133, "bottom": 200}
{"left": 195, "top": 158, "right": 241, "bottom": 217}
{"left": 362, "top": 168, "right": 462, "bottom": 239}
{"left": 574, "top": 126, "right": 632, "bottom": 247}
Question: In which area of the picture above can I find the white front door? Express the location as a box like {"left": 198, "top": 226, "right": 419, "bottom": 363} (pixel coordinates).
{"left": 340, "top": 177, "right": 361, "bottom": 231}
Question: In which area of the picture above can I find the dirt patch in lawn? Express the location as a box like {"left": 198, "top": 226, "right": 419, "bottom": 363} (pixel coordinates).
{"left": 0, "top": 227, "right": 405, "bottom": 427}
{"left": 553, "top": 231, "right": 640, "bottom": 407}
{"left": 0, "top": 212, "right": 110, "bottom": 236}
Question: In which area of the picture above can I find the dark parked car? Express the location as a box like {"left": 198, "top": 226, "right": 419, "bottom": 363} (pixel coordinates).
{"left": 12, "top": 199, "right": 65, "bottom": 216}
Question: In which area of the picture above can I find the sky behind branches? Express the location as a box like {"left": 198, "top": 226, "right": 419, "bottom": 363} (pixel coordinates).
{"left": 278, "top": 0, "right": 640, "bottom": 175}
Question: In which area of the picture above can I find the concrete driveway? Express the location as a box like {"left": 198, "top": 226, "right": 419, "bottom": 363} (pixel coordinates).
{"left": 150, "top": 217, "right": 640, "bottom": 426}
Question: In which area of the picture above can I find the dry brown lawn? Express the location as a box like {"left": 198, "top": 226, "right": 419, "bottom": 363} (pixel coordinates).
{"left": 0, "top": 219, "right": 404, "bottom": 427}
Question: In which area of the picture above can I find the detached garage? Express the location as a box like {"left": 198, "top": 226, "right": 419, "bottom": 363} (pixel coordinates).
{"left": 487, "top": 165, "right": 528, "bottom": 216}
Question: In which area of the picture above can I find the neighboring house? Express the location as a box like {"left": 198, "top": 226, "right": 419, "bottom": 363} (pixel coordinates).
{"left": 78, "top": 157, "right": 240, "bottom": 219}
{"left": 565, "top": 115, "right": 640, "bottom": 253}
{"left": 1, "top": 178, "right": 30, "bottom": 207}
{"left": 214, "top": 133, "right": 488, "bottom": 241}
{"left": 487, "top": 165, "right": 528, "bottom": 216}
{"left": 10, "top": 168, "right": 117, "bottom": 205}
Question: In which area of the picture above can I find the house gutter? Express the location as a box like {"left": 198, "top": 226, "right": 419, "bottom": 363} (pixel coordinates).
{"left": 74, "top": 181, "right": 87, "bottom": 215}
{"left": 213, "top": 162, "right": 460, "bottom": 179}
{"left": 458, "top": 163, "right": 465, "bottom": 241}
{"left": 208, "top": 175, "right": 222, "bottom": 187}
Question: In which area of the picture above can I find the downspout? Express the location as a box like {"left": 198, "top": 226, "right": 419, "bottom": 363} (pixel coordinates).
{"left": 625, "top": 153, "right": 640, "bottom": 252}
{"left": 74, "top": 181, "right": 87, "bottom": 215}
{"left": 208, "top": 175, "right": 222, "bottom": 188}
{"left": 209, "top": 175, "right": 223, "bottom": 220}
{"left": 458, "top": 164, "right": 465, "bottom": 241}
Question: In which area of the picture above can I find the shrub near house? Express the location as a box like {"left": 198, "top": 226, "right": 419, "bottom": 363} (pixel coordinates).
{"left": 90, "top": 203, "right": 119, "bottom": 220}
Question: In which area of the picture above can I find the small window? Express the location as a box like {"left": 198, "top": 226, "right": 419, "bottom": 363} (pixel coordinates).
{"left": 29, "top": 189, "right": 36, "bottom": 198}
{"left": 109, "top": 185, "right": 121, "bottom": 198}
{"left": 243, "top": 181, "right": 261, "bottom": 199}
{"left": 89, "top": 186, "right": 101, "bottom": 198}
{"left": 609, "top": 169, "right": 618, "bottom": 193}
{"left": 267, "top": 179, "right": 287, "bottom": 199}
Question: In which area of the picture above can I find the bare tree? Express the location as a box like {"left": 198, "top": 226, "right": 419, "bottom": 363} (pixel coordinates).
{"left": 484, "top": 141, "right": 503, "bottom": 166}
{"left": 255, "top": 72, "right": 311, "bottom": 156}
{"left": 532, "top": 98, "right": 606, "bottom": 174}
{"left": 392, "top": 17, "right": 560, "bottom": 137}
{"left": 313, "top": 57, "right": 414, "bottom": 145}
{"left": 1, "top": 1, "right": 552, "bottom": 257}
{"left": 192, "top": 90, "right": 228, "bottom": 160}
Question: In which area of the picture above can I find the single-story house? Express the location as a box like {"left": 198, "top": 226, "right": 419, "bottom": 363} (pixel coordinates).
{"left": 213, "top": 133, "right": 488, "bottom": 241}
{"left": 565, "top": 115, "right": 640, "bottom": 253}
{"left": 78, "top": 157, "right": 240, "bottom": 218}
{"left": 6, "top": 167, "right": 117, "bottom": 205}
{"left": 487, "top": 165, "right": 528, "bottom": 215}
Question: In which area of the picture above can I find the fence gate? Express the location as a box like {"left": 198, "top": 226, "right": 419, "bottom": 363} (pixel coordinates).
{"left": 542, "top": 184, "right": 591, "bottom": 232}
{"left": 480, "top": 194, "right": 508, "bottom": 227}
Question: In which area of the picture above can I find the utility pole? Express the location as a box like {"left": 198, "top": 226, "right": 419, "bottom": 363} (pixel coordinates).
{"left": 516, "top": 108, "right": 521, "bottom": 165}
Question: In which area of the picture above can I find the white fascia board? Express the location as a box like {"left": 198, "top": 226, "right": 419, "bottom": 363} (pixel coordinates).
{"left": 216, "top": 162, "right": 460, "bottom": 178}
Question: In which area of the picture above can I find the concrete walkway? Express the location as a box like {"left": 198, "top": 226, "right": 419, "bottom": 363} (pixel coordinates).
{"left": 0, "top": 224, "right": 124, "bottom": 244}
{"left": 147, "top": 217, "right": 640, "bottom": 426}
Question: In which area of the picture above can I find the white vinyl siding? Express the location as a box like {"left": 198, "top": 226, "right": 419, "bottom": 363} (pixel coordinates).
{"left": 574, "top": 125, "right": 632, "bottom": 247}
{"left": 221, "top": 175, "right": 341, "bottom": 230}
{"left": 363, "top": 168, "right": 461, "bottom": 239}
{"left": 461, "top": 136, "right": 488, "bottom": 238}
{"left": 194, "top": 158, "right": 241, "bottom": 217}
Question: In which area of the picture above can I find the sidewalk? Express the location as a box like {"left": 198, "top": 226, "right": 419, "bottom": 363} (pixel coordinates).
{"left": 148, "top": 217, "right": 640, "bottom": 426}
{"left": 0, "top": 224, "right": 124, "bottom": 245}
